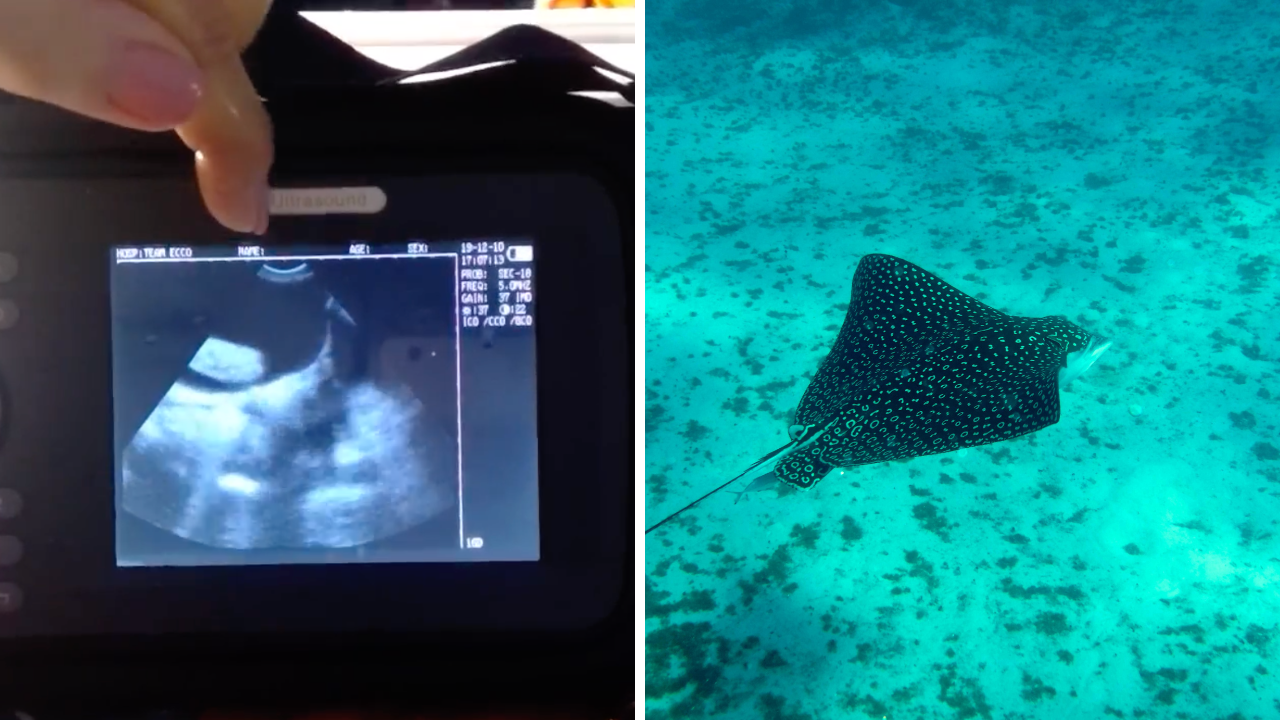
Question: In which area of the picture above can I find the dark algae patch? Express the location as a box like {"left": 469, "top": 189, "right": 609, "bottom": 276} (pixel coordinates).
{"left": 678, "top": 420, "right": 711, "bottom": 443}
{"left": 739, "top": 545, "right": 794, "bottom": 607}
{"left": 1003, "top": 532, "right": 1031, "bottom": 545}
{"left": 1020, "top": 672, "right": 1057, "bottom": 702}
{"left": 1083, "top": 172, "right": 1114, "bottom": 189}
{"left": 843, "top": 693, "right": 890, "bottom": 717}
{"left": 1253, "top": 442, "right": 1279, "bottom": 461}
{"left": 904, "top": 550, "right": 939, "bottom": 590}
{"left": 755, "top": 545, "right": 793, "bottom": 585}
{"left": 645, "top": 403, "right": 670, "bottom": 433}
{"left": 756, "top": 693, "right": 813, "bottom": 720}
{"left": 997, "top": 578, "right": 1087, "bottom": 603}
{"left": 646, "top": 581, "right": 717, "bottom": 619}
{"left": 840, "top": 516, "right": 864, "bottom": 542}
{"left": 1158, "top": 624, "right": 1207, "bottom": 644}
{"left": 645, "top": 621, "right": 732, "bottom": 718}
{"left": 1236, "top": 254, "right": 1272, "bottom": 294}
{"left": 721, "top": 394, "right": 751, "bottom": 416}
{"left": 937, "top": 666, "right": 993, "bottom": 719}
{"left": 760, "top": 649, "right": 789, "bottom": 669}
{"left": 1118, "top": 254, "right": 1146, "bottom": 274}
{"left": 1138, "top": 665, "right": 1190, "bottom": 707}
{"left": 789, "top": 522, "right": 820, "bottom": 549}
{"left": 1229, "top": 410, "right": 1256, "bottom": 430}
{"left": 1033, "top": 611, "right": 1071, "bottom": 636}
{"left": 912, "top": 502, "right": 951, "bottom": 542}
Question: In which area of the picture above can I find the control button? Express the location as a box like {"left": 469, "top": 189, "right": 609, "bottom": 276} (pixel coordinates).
{"left": 0, "top": 536, "right": 21, "bottom": 566}
{"left": 0, "top": 489, "right": 19, "bottom": 519}
{"left": 0, "top": 299, "right": 16, "bottom": 329}
{"left": 0, "top": 253, "right": 16, "bottom": 283}
{"left": 0, "top": 583, "right": 21, "bottom": 613}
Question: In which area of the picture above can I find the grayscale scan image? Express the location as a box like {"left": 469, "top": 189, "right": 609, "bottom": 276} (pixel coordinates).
{"left": 111, "top": 250, "right": 461, "bottom": 565}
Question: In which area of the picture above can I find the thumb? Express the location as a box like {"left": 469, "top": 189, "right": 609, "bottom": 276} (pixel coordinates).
{"left": 0, "top": 0, "right": 203, "bottom": 130}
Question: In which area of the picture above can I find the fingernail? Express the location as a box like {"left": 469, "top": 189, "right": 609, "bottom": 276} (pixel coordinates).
{"left": 106, "top": 42, "right": 203, "bottom": 127}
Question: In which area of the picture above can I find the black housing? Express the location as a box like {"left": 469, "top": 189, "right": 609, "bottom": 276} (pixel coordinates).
{"left": 0, "top": 10, "right": 633, "bottom": 717}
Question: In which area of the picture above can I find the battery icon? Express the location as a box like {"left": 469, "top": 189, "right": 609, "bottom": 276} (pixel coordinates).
{"left": 506, "top": 245, "right": 534, "bottom": 262}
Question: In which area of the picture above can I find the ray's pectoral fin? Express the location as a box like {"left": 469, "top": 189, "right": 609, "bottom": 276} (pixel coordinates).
{"left": 773, "top": 445, "right": 834, "bottom": 489}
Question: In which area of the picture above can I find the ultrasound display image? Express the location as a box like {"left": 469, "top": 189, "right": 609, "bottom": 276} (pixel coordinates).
{"left": 112, "top": 249, "right": 468, "bottom": 565}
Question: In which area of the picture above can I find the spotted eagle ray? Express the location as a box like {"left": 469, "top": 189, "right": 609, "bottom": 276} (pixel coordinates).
{"left": 646, "top": 253, "right": 1111, "bottom": 534}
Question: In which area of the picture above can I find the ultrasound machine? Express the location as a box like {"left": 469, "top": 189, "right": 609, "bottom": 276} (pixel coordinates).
{"left": 0, "top": 3, "right": 633, "bottom": 717}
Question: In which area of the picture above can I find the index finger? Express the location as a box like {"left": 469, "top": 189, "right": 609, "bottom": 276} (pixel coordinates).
{"left": 124, "top": 0, "right": 274, "bottom": 234}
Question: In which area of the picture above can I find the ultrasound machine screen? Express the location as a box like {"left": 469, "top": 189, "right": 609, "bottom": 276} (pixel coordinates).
{"left": 109, "top": 239, "right": 539, "bottom": 567}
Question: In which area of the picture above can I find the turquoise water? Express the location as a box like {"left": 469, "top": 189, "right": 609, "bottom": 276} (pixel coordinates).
{"left": 643, "top": 1, "right": 1280, "bottom": 717}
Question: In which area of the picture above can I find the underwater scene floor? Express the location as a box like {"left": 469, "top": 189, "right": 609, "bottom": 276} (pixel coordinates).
{"left": 643, "top": 1, "right": 1280, "bottom": 718}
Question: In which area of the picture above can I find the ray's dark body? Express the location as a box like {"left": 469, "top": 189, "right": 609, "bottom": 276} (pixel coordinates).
{"left": 777, "top": 254, "right": 1096, "bottom": 488}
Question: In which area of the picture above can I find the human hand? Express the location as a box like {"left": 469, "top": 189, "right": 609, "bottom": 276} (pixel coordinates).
{"left": 0, "top": 0, "right": 274, "bottom": 234}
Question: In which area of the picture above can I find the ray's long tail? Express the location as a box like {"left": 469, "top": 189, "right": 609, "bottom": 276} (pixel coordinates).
{"left": 644, "top": 441, "right": 792, "bottom": 535}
